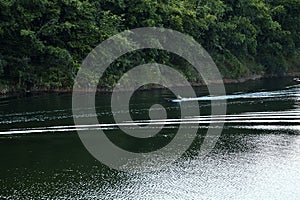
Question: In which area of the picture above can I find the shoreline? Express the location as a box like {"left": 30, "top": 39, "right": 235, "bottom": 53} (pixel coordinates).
{"left": 1, "top": 72, "right": 300, "bottom": 96}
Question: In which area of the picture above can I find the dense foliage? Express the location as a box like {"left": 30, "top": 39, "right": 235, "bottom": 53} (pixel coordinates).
{"left": 0, "top": 0, "right": 299, "bottom": 91}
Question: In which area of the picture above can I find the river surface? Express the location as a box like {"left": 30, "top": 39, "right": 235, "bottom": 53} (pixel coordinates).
{"left": 0, "top": 78, "right": 300, "bottom": 199}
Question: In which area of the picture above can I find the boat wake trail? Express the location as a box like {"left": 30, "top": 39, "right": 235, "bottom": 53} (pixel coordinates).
{"left": 1, "top": 85, "right": 300, "bottom": 136}
{"left": 1, "top": 110, "right": 300, "bottom": 136}
{"left": 171, "top": 85, "right": 300, "bottom": 102}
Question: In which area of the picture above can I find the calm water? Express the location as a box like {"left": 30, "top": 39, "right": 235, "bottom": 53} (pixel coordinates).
{"left": 0, "top": 78, "right": 300, "bottom": 199}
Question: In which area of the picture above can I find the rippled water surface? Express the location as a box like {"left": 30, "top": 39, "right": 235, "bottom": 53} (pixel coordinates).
{"left": 1, "top": 78, "right": 300, "bottom": 199}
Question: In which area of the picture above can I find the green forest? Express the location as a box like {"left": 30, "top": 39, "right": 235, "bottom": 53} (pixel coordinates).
{"left": 0, "top": 0, "right": 299, "bottom": 93}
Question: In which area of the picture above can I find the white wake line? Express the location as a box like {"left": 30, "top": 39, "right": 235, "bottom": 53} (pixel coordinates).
{"left": 172, "top": 94, "right": 292, "bottom": 102}
{"left": 139, "top": 115, "right": 300, "bottom": 123}
{"left": 232, "top": 125, "right": 300, "bottom": 131}
{"left": 1, "top": 119, "right": 300, "bottom": 135}
{"left": 191, "top": 111, "right": 300, "bottom": 118}
{"left": 131, "top": 111, "right": 300, "bottom": 123}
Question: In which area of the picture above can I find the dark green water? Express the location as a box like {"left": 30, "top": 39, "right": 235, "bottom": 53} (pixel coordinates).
{"left": 1, "top": 78, "right": 300, "bottom": 199}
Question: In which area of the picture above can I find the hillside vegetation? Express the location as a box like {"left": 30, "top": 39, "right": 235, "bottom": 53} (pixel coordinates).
{"left": 0, "top": 0, "right": 299, "bottom": 92}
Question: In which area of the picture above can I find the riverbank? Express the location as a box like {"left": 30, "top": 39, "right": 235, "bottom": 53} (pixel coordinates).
{"left": 1, "top": 72, "right": 300, "bottom": 96}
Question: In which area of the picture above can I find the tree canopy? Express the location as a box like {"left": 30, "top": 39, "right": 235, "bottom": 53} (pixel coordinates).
{"left": 0, "top": 0, "right": 299, "bottom": 91}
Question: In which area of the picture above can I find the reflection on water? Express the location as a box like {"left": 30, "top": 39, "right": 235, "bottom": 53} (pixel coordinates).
{"left": 0, "top": 78, "right": 300, "bottom": 199}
